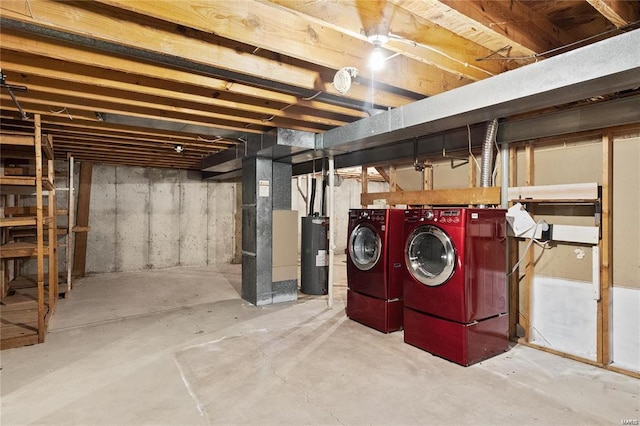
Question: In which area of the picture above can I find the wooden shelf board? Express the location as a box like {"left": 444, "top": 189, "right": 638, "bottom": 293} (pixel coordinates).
{"left": 0, "top": 295, "right": 52, "bottom": 350}
{"left": 0, "top": 242, "right": 50, "bottom": 259}
{"left": 0, "top": 216, "right": 37, "bottom": 227}
{"left": 0, "top": 133, "right": 35, "bottom": 147}
{"left": 0, "top": 176, "right": 36, "bottom": 186}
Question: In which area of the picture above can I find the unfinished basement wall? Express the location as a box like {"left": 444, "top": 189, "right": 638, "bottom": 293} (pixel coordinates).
{"left": 291, "top": 175, "right": 388, "bottom": 254}
{"left": 85, "top": 165, "right": 236, "bottom": 274}
{"left": 393, "top": 135, "right": 639, "bottom": 372}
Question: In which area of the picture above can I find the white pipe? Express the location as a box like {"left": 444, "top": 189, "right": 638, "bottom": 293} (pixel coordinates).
{"left": 328, "top": 156, "right": 335, "bottom": 309}
{"left": 296, "top": 176, "right": 307, "bottom": 203}
{"left": 501, "top": 143, "right": 509, "bottom": 208}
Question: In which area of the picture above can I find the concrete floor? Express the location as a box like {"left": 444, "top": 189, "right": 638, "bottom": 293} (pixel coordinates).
{"left": 1, "top": 255, "right": 638, "bottom": 425}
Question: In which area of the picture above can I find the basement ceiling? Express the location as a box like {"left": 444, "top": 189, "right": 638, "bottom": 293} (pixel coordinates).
{"left": 1, "top": 0, "right": 639, "bottom": 171}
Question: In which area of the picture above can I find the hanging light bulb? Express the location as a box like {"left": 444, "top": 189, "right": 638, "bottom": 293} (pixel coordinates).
{"left": 367, "top": 32, "right": 389, "bottom": 71}
{"left": 369, "top": 42, "right": 385, "bottom": 71}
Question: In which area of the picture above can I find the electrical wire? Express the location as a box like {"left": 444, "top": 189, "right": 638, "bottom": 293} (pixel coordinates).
{"left": 477, "top": 19, "right": 640, "bottom": 62}
{"left": 507, "top": 221, "right": 551, "bottom": 277}
{"left": 467, "top": 124, "right": 482, "bottom": 173}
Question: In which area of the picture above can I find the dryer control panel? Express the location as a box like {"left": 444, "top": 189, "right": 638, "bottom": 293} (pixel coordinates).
{"left": 404, "top": 208, "right": 463, "bottom": 225}
{"left": 349, "top": 209, "right": 387, "bottom": 222}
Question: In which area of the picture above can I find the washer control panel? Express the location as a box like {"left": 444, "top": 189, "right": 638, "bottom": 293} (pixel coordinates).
{"left": 404, "top": 208, "right": 462, "bottom": 224}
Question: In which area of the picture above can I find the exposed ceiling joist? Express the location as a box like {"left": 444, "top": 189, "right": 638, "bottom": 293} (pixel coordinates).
{"left": 586, "top": 0, "right": 640, "bottom": 27}
{"left": 1, "top": 0, "right": 636, "bottom": 172}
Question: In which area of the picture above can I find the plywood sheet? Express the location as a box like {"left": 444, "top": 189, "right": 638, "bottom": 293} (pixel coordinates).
{"left": 612, "top": 137, "right": 640, "bottom": 289}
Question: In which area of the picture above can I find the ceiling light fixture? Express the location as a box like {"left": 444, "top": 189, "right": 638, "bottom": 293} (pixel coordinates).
{"left": 174, "top": 144, "right": 184, "bottom": 153}
{"left": 332, "top": 67, "right": 359, "bottom": 94}
{"left": 366, "top": 33, "right": 390, "bottom": 71}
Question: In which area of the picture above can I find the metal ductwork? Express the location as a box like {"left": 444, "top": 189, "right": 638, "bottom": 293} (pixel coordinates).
{"left": 480, "top": 119, "right": 499, "bottom": 188}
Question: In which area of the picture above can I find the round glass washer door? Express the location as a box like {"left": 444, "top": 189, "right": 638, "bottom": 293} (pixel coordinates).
{"left": 406, "top": 225, "right": 456, "bottom": 286}
{"left": 349, "top": 224, "right": 382, "bottom": 271}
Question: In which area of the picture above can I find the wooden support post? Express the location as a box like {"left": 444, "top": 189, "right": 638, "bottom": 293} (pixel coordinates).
{"left": 508, "top": 145, "right": 519, "bottom": 339}
{"left": 389, "top": 165, "right": 398, "bottom": 192}
{"left": 598, "top": 133, "right": 613, "bottom": 364}
{"left": 34, "top": 115, "right": 45, "bottom": 343}
{"left": 72, "top": 161, "right": 93, "bottom": 278}
{"left": 423, "top": 161, "right": 433, "bottom": 191}
{"left": 47, "top": 160, "right": 57, "bottom": 314}
{"left": 523, "top": 142, "right": 535, "bottom": 342}
{"left": 361, "top": 167, "right": 368, "bottom": 207}
{"left": 468, "top": 154, "right": 477, "bottom": 188}
{"left": 375, "top": 166, "right": 403, "bottom": 192}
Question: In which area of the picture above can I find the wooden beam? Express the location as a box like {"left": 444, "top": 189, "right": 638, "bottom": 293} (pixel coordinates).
{"left": 423, "top": 162, "right": 433, "bottom": 190}
{"left": 508, "top": 145, "right": 519, "bottom": 340}
{"left": 374, "top": 166, "right": 404, "bottom": 192}
{"left": 361, "top": 187, "right": 500, "bottom": 206}
{"left": 598, "top": 132, "right": 613, "bottom": 365}
{"left": 586, "top": 0, "right": 640, "bottom": 27}
{"left": 392, "top": 0, "right": 535, "bottom": 58}
{"left": 523, "top": 142, "right": 535, "bottom": 342}
{"left": 0, "top": 3, "right": 416, "bottom": 107}
{"left": 34, "top": 114, "right": 46, "bottom": 343}
{"left": 268, "top": 0, "right": 509, "bottom": 81}
{"left": 97, "top": 0, "right": 471, "bottom": 95}
{"left": 0, "top": 32, "right": 375, "bottom": 117}
{"left": 0, "top": 50, "right": 354, "bottom": 127}
{"left": 72, "top": 162, "right": 92, "bottom": 278}
{"left": 361, "top": 167, "right": 369, "bottom": 207}
{"left": 436, "top": 0, "right": 575, "bottom": 54}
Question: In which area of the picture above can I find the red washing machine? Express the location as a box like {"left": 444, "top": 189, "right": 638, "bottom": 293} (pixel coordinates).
{"left": 402, "top": 208, "right": 509, "bottom": 366}
{"left": 346, "top": 209, "right": 405, "bottom": 333}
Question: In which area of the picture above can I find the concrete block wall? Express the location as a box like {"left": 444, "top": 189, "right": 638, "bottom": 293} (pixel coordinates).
{"left": 86, "top": 165, "right": 236, "bottom": 274}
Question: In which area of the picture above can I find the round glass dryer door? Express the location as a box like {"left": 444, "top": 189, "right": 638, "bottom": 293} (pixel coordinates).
{"left": 349, "top": 224, "right": 382, "bottom": 271}
{"left": 406, "top": 225, "right": 456, "bottom": 286}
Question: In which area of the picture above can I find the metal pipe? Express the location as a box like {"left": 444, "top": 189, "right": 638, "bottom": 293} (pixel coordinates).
{"left": 481, "top": 119, "right": 499, "bottom": 188}
{"left": 308, "top": 178, "right": 316, "bottom": 216}
{"left": 327, "top": 155, "right": 335, "bottom": 309}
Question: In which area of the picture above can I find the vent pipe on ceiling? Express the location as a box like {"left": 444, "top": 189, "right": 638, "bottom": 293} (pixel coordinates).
{"left": 480, "top": 118, "right": 499, "bottom": 207}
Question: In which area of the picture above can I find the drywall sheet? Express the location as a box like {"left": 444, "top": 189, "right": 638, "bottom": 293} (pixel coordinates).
{"left": 531, "top": 275, "right": 597, "bottom": 360}
{"left": 612, "top": 287, "right": 640, "bottom": 372}
{"left": 613, "top": 136, "right": 640, "bottom": 289}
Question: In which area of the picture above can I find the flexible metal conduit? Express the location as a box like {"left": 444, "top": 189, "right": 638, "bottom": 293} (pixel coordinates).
{"left": 480, "top": 119, "right": 499, "bottom": 188}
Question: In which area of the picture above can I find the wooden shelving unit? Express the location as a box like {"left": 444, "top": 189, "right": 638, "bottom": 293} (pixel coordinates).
{"left": 1, "top": 115, "right": 58, "bottom": 350}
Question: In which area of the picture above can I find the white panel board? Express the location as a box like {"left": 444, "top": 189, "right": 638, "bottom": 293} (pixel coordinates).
{"left": 612, "top": 287, "right": 640, "bottom": 372}
{"left": 531, "top": 275, "right": 597, "bottom": 360}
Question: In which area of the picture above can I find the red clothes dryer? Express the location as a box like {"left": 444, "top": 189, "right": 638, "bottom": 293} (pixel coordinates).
{"left": 402, "top": 208, "right": 509, "bottom": 366}
{"left": 346, "top": 209, "right": 405, "bottom": 333}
